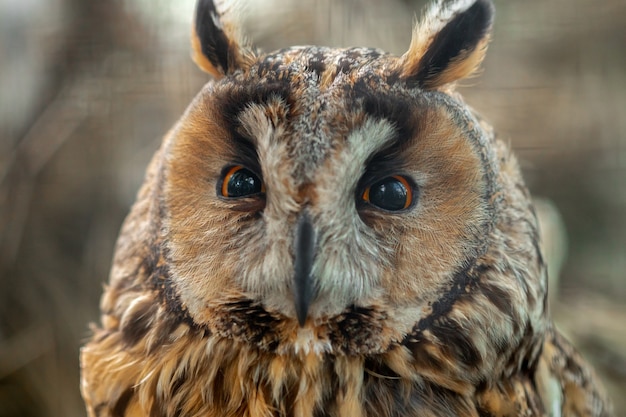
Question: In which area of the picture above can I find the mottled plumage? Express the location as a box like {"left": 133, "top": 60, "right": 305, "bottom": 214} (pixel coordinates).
{"left": 80, "top": 0, "right": 613, "bottom": 416}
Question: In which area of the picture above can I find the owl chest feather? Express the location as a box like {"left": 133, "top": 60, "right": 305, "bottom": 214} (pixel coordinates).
{"left": 82, "top": 318, "right": 561, "bottom": 417}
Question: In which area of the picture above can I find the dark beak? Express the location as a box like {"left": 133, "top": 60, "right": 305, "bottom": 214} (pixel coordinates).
{"left": 293, "top": 211, "right": 316, "bottom": 327}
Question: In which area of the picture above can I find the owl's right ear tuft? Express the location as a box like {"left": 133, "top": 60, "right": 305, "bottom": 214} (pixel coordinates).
{"left": 400, "top": 0, "right": 494, "bottom": 90}
{"left": 191, "top": 0, "right": 256, "bottom": 79}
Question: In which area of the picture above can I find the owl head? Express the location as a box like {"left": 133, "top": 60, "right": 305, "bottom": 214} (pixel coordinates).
{"left": 152, "top": 0, "right": 545, "bottom": 360}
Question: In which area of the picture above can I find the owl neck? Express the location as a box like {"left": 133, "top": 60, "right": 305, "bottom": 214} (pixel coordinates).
{"left": 113, "top": 281, "right": 547, "bottom": 417}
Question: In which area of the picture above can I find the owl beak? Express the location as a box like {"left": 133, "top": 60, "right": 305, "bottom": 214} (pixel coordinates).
{"left": 293, "top": 211, "right": 316, "bottom": 327}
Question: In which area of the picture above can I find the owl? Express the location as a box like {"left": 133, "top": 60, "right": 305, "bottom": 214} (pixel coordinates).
{"left": 80, "top": 0, "right": 613, "bottom": 416}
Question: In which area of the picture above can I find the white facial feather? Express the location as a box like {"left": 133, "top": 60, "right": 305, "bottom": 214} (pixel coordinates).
{"left": 231, "top": 109, "right": 402, "bottom": 318}
{"left": 310, "top": 119, "right": 398, "bottom": 315}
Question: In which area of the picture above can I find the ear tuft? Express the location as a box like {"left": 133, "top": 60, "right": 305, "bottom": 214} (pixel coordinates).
{"left": 400, "top": 0, "right": 494, "bottom": 89}
{"left": 191, "top": 0, "right": 255, "bottom": 78}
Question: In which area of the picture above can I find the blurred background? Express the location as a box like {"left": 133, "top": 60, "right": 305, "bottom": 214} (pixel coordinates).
{"left": 0, "top": 0, "right": 624, "bottom": 415}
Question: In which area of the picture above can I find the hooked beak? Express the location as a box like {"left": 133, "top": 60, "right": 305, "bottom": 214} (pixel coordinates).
{"left": 293, "top": 211, "right": 316, "bottom": 327}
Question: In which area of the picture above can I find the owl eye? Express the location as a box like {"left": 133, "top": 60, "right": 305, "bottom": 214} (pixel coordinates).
{"left": 362, "top": 175, "right": 414, "bottom": 211}
{"left": 220, "top": 165, "right": 265, "bottom": 198}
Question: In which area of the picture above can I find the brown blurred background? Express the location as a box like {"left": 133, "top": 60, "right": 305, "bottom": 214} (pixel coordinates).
{"left": 0, "top": 0, "right": 624, "bottom": 416}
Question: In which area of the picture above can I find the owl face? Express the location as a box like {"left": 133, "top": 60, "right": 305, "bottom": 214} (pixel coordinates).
{"left": 159, "top": 0, "right": 498, "bottom": 351}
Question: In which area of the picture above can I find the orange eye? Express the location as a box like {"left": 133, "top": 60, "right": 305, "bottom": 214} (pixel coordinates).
{"left": 362, "top": 175, "right": 414, "bottom": 211}
{"left": 220, "top": 165, "right": 265, "bottom": 198}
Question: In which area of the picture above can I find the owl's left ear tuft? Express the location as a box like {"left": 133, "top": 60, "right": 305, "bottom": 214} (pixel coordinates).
{"left": 400, "top": 0, "right": 494, "bottom": 89}
{"left": 191, "top": 0, "right": 256, "bottom": 79}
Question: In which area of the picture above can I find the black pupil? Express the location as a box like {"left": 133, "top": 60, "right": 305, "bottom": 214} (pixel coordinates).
{"left": 227, "top": 168, "right": 262, "bottom": 197}
{"left": 369, "top": 178, "right": 408, "bottom": 211}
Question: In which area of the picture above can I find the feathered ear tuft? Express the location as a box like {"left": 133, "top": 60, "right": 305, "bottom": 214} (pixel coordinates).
{"left": 400, "top": 0, "right": 494, "bottom": 89}
{"left": 191, "top": 0, "right": 256, "bottom": 79}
